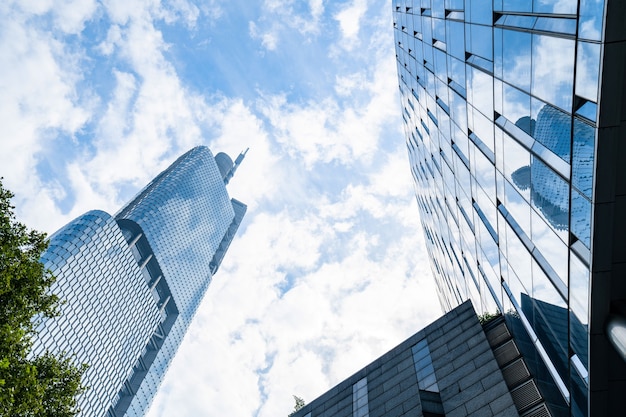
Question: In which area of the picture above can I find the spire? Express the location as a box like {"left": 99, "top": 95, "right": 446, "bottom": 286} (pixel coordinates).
{"left": 224, "top": 148, "right": 248, "bottom": 185}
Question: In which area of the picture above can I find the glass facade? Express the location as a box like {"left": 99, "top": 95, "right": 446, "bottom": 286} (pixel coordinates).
{"left": 392, "top": 1, "right": 626, "bottom": 416}
{"left": 32, "top": 146, "right": 247, "bottom": 417}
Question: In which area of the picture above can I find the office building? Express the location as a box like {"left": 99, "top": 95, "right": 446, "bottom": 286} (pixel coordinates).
{"left": 32, "top": 146, "right": 247, "bottom": 417}
{"left": 291, "top": 301, "right": 561, "bottom": 417}
{"left": 393, "top": 1, "right": 626, "bottom": 416}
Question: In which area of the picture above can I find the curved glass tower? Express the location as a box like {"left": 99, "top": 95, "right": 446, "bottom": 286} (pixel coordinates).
{"left": 32, "top": 146, "right": 247, "bottom": 417}
{"left": 393, "top": 1, "right": 626, "bottom": 416}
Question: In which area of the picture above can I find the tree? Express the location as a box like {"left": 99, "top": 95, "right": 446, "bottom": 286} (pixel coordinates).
{"left": 287, "top": 395, "right": 306, "bottom": 417}
{"left": 0, "top": 179, "right": 86, "bottom": 416}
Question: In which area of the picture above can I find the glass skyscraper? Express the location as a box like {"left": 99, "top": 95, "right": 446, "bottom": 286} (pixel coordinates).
{"left": 393, "top": 1, "right": 626, "bottom": 416}
{"left": 32, "top": 146, "right": 247, "bottom": 417}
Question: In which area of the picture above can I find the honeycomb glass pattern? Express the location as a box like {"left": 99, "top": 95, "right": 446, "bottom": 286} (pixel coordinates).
{"left": 393, "top": 1, "right": 605, "bottom": 415}
{"left": 116, "top": 146, "right": 235, "bottom": 416}
{"left": 33, "top": 210, "right": 161, "bottom": 416}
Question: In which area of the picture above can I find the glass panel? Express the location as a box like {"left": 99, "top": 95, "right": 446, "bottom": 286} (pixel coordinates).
{"left": 504, "top": 178, "right": 531, "bottom": 236}
{"left": 578, "top": 0, "right": 605, "bottom": 41}
{"left": 576, "top": 41, "right": 601, "bottom": 103}
{"left": 467, "top": 67, "right": 494, "bottom": 121}
{"left": 466, "top": 23, "right": 493, "bottom": 60}
{"left": 502, "top": 29, "right": 531, "bottom": 92}
{"left": 531, "top": 209, "right": 568, "bottom": 280}
{"left": 572, "top": 118, "right": 595, "bottom": 199}
{"left": 575, "top": 101, "right": 597, "bottom": 122}
{"left": 533, "top": 0, "right": 577, "bottom": 14}
{"left": 503, "top": 83, "right": 531, "bottom": 127}
{"left": 571, "top": 189, "right": 591, "bottom": 248}
{"left": 528, "top": 263, "right": 569, "bottom": 381}
{"left": 505, "top": 15, "right": 536, "bottom": 29}
{"left": 494, "top": 28, "right": 503, "bottom": 79}
{"left": 502, "top": 0, "right": 531, "bottom": 12}
{"left": 532, "top": 99, "right": 571, "bottom": 162}
{"left": 433, "top": 17, "right": 446, "bottom": 42}
{"left": 531, "top": 34, "right": 575, "bottom": 112}
{"left": 502, "top": 130, "right": 531, "bottom": 201}
{"left": 530, "top": 157, "right": 569, "bottom": 233}
{"left": 534, "top": 17, "right": 576, "bottom": 35}
{"left": 467, "top": 0, "right": 492, "bottom": 25}
{"left": 447, "top": 20, "right": 465, "bottom": 61}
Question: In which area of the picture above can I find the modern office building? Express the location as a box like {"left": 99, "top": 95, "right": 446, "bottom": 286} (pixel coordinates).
{"left": 393, "top": 1, "right": 626, "bottom": 416}
{"left": 32, "top": 146, "right": 247, "bottom": 417}
{"left": 290, "top": 300, "right": 562, "bottom": 417}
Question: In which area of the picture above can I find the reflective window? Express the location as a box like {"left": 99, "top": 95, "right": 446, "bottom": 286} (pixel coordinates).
{"left": 467, "top": 67, "right": 494, "bottom": 121}
{"left": 502, "top": 29, "right": 531, "bottom": 92}
{"left": 501, "top": 0, "right": 531, "bottom": 13}
{"left": 412, "top": 339, "right": 439, "bottom": 392}
{"left": 530, "top": 157, "right": 569, "bottom": 233}
{"left": 531, "top": 209, "right": 568, "bottom": 280}
{"left": 572, "top": 118, "right": 595, "bottom": 199}
{"left": 531, "top": 34, "right": 575, "bottom": 112}
{"left": 575, "top": 41, "right": 601, "bottom": 103}
{"left": 571, "top": 189, "right": 591, "bottom": 248}
{"left": 532, "top": 100, "right": 571, "bottom": 162}
{"left": 465, "top": 23, "right": 493, "bottom": 61}
{"left": 352, "top": 377, "right": 370, "bottom": 417}
{"left": 533, "top": 0, "right": 577, "bottom": 14}
{"left": 447, "top": 20, "right": 465, "bottom": 61}
{"left": 503, "top": 83, "right": 531, "bottom": 128}
{"left": 578, "top": 0, "right": 605, "bottom": 41}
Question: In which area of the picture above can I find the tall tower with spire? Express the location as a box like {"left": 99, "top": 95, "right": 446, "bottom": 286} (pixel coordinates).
{"left": 32, "top": 146, "right": 247, "bottom": 417}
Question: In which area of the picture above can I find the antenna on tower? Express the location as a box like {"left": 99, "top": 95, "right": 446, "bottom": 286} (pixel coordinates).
{"left": 224, "top": 148, "right": 249, "bottom": 185}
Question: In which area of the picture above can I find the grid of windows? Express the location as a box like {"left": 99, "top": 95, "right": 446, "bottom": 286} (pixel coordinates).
{"left": 116, "top": 146, "right": 236, "bottom": 416}
{"left": 393, "top": 1, "right": 607, "bottom": 416}
{"left": 34, "top": 210, "right": 161, "bottom": 415}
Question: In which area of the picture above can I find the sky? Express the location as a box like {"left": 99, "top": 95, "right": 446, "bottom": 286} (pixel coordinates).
{"left": 0, "top": 0, "right": 442, "bottom": 415}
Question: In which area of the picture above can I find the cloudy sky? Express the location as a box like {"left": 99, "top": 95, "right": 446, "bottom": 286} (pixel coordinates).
{"left": 0, "top": 0, "right": 442, "bottom": 415}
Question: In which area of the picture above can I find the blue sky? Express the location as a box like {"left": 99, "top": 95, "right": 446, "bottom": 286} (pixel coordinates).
{"left": 0, "top": 1, "right": 441, "bottom": 415}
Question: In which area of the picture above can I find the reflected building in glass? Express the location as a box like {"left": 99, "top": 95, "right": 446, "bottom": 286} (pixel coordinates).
{"left": 32, "top": 146, "right": 247, "bottom": 417}
{"left": 393, "top": 1, "right": 626, "bottom": 416}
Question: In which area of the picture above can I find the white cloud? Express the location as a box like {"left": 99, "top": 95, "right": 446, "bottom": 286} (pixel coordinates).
{"left": 334, "top": 0, "right": 368, "bottom": 47}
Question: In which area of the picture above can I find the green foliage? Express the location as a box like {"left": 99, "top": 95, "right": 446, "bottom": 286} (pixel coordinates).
{"left": 287, "top": 395, "right": 306, "bottom": 416}
{"left": 0, "top": 179, "right": 86, "bottom": 416}
{"left": 478, "top": 311, "right": 501, "bottom": 325}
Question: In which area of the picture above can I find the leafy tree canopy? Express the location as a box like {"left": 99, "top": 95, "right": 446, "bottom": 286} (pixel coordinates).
{"left": 0, "top": 179, "right": 86, "bottom": 416}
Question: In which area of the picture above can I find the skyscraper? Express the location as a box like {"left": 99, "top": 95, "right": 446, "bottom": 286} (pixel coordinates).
{"left": 393, "top": 1, "right": 626, "bottom": 416}
{"left": 32, "top": 146, "right": 247, "bottom": 417}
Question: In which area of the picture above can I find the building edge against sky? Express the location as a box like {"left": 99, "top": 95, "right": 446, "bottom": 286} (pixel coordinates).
{"left": 393, "top": 1, "right": 626, "bottom": 416}
{"left": 32, "top": 146, "right": 247, "bottom": 417}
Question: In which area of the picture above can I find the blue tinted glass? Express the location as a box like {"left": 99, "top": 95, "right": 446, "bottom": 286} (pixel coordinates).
{"left": 502, "top": 29, "right": 531, "bottom": 92}
{"left": 534, "top": 17, "right": 576, "bottom": 35}
{"left": 467, "top": 0, "right": 492, "bottom": 25}
{"left": 575, "top": 101, "right": 597, "bottom": 122}
{"left": 467, "top": 67, "right": 493, "bottom": 120}
{"left": 572, "top": 118, "right": 595, "bottom": 198}
{"left": 466, "top": 23, "right": 493, "bottom": 60}
{"left": 533, "top": 0, "right": 577, "bottom": 14}
{"left": 579, "top": 0, "right": 605, "bottom": 40}
{"left": 530, "top": 157, "right": 569, "bottom": 232}
{"left": 532, "top": 101, "right": 571, "bottom": 162}
{"left": 503, "top": 84, "right": 531, "bottom": 126}
{"left": 571, "top": 189, "right": 591, "bottom": 248}
{"left": 531, "top": 34, "right": 575, "bottom": 112}
{"left": 447, "top": 20, "right": 465, "bottom": 61}
{"left": 505, "top": 15, "right": 537, "bottom": 29}
{"left": 576, "top": 41, "right": 601, "bottom": 103}
{"left": 503, "top": 0, "right": 531, "bottom": 12}
{"left": 433, "top": 17, "right": 445, "bottom": 41}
